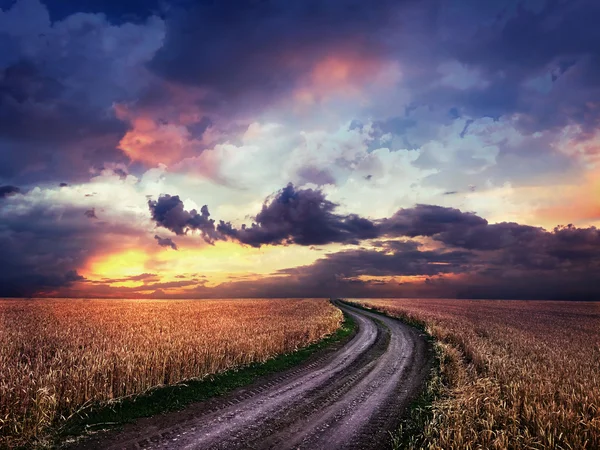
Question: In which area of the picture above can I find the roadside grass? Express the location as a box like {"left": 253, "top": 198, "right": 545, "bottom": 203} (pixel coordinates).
{"left": 1, "top": 299, "right": 343, "bottom": 449}
{"left": 349, "top": 298, "right": 600, "bottom": 450}
{"left": 51, "top": 309, "right": 356, "bottom": 449}
{"left": 339, "top": 300, "right": 442, "bottom": 450}
{"left": 390, "top": 341, "right": 446, "bottom": 450}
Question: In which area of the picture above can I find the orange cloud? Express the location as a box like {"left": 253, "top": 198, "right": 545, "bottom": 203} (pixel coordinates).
{"left": 115, "top": 104, "right": 203, "bottom": 167}
{"left": 535, "top": 168, "right": 600, "bottom": 227}
{"left": 113, "top": 80, "right": 215, "bottom": 168}
{"left": 350, "top": 274, "right": 431, "bottom": 284}
{"left": 293, "top": 53, "right": 401, "bottom": 106}
{"left": 531, "top": 129, "right": 600, "bottom": 227}
{"left": 554, "top": 124, "right": 600, "bottom": 164}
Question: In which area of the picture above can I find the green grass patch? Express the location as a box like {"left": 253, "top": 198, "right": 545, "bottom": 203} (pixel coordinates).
{"left": 54, "top": 309, "right": 356, "bottom": 448}
{"left": 389, "top": 341, "right": 444, "bottom": 450}
{"left": 339, "top": 300, "right": 442, "bottom": 450}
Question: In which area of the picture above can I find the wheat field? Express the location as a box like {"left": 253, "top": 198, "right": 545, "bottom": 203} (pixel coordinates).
{"left": 351, "top": 298, "right": 600, "bottom": 450}
{"left": 0, "top": 298, "right": 341, "bottom": 448}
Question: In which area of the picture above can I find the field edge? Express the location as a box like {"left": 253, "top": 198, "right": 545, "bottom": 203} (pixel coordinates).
{"left": 339, "top": 299, "right": 443, "bottom": 450}
{"left": 47, "top": 306, "right": 356, "bottom": 450}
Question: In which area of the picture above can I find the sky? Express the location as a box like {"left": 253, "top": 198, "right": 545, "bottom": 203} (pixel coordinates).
{"left": 0, "top": 0, "right": 599, "bottom": 300}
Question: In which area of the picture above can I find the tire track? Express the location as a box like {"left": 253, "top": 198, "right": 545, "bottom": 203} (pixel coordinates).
{"left": 70, "top": 301, "right": 431, "bottom": 450}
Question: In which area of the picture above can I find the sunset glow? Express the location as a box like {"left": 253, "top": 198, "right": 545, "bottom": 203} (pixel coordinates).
{"left": 1, "top": 0, "right": 599, "bottom": 300}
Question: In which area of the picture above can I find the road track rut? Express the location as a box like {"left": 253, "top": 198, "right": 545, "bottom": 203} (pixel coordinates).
{"left": 70, "top": 301, "right": 431, "bottom": 450}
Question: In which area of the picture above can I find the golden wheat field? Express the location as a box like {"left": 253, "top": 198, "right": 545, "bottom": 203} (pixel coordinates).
{"left": 351, "top": 299, "right": 600, "bottom": 450}
{"left": 0, "top": 298, "right": 341, "bottom": 448}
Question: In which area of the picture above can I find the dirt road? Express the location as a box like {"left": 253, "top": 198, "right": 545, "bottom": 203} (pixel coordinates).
{"left": 72, "top": 301, "right": 431, "bottom": 450}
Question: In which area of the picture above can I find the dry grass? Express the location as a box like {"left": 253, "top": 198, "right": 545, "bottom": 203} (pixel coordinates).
{"left": 0, "top": 298, "right": 341, "bottom": 447}
{"left": 351, "top": 298, "right": 600, "bottom": 450}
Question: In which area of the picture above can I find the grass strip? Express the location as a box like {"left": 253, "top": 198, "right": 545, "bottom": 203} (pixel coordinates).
{"left": 339, "top": 300, "right": 443, "bottom": 450}
{"left": 54, "top": 308, "right": 356, "bottom": 448}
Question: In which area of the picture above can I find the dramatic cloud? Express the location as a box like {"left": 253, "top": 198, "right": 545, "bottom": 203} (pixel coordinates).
{"left": 206, "top": 187, "right": 600, "bottom": 299}
{"left": 217, "top": 183, "right": 378, "bottom": 247}
{"left": 2, "top": 0, "right": 599, "bottom": 299}
{"left": 148, "top": 194, "right": 220, "bottom": 243}
{"left": 263, "top": 222, "right": 600, "bottom": 300}
{"left": 150, "top": 0, "right": 400, "bottom": 110}
{"left": 0, "top": 0, "right": 164, "bottom": 183}
{"left": 0, "top": 185, "right": 20, "bottom": 198}
{"left": 379, "top": 204, "right": 488, "bottom": 238}
{"left": 448, "top": 0, "right": 600, "bottom": 133}
{"left": 0, "top": 174, "right": 163, "bottom": 297}
{"left": 283, "top": 245, "right": 473, "bottom": 279}
{"left": 154, "top": 234, "right": 178, "bottom": 250}
{"left": 149, "top": 184, "right": 600, "bottom": 274}
{"left": 0, "top": 200, "right": 105, "bottom": 296}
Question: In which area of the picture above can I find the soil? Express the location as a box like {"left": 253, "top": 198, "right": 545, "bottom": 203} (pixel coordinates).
{"left": 66, "top": 301, "right": 432, "bottom": 450}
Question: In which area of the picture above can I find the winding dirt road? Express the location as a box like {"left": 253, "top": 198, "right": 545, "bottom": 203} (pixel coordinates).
{"left": 72, "top": 301, "right": 431, "bottom": 450}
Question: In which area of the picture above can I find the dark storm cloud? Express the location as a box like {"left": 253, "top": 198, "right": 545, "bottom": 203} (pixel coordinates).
{"left": 436, "top": 0, "right": 600, "bottom": 132}
{"left": 377, "top": 205, "right": 600, "bottom": 275}
{"left": 0, "top": 61, "right": 125, "bottom": 143}
{"left": 2, "top": 0, "right": 598, "bottom": 192}
{"left": 545, "top": 225, "right": 600, "bottom": 260}
{"left": 379, "top": 204, "right": 488, "bottom": 238}
{"left": 148, "top": 194, "right": 195, "bottom": 235}
{"left": 147, "top": 185, "right": 516, "bottom": 250}
{"left": 0, "top": 54, "right": 128, "bottom": 183}
{"left": 154, "top": 234, "right": 178, "bottom": 250}
{"left": 0, "top": 271, "right": 86, "bottom": 298}
{"left": 0, "top": 198, "right": 140, "bottom": 297}
{"left": 282, "top": 245, "right": 473, "bottom": 279}
{"left": 150, "top": 0, "right": 400, "bottom": 107}
{"left": 0, "top": 0, "right": 163, "bottom": 183}
{"left": 148, "top": 194, "right": 221, "bottom": 243}
{"left": 455, "top": 1, "right": 600, "bottom": 76}
{"left": 217, "top": 183, "right": 378, "bottom": 247}
{"left": 0, "top": 185, "right": 20, "bottom": 198}
{"left": 149, "top": 184, "right": 600, "bottom": 280}
{"left": 389, "top": 207, "right": 600, "bottom": 275}
{"left": 149, "top": 184, "right": 381, "bottom": 248}
{"left": 84, "top": 208, "right": 98, "bottom": 219}
{"left": 425, "top": 218, "right": 600, "bottom": 275}
{"left": 30, "top": 0, "right": 191, "bottom": 21}
{"left": 262, "top": 220, "right": 600, "bottom": 300}
{"left": 202, "top": 185, "right": 600, "bottom": 299}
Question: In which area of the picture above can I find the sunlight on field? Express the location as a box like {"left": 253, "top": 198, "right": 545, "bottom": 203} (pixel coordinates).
{"left": 0, "top": 298, "right": 341, "bottom": 447}
{"left": 352, "top": 299, "right": 600, "bottom": 450}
